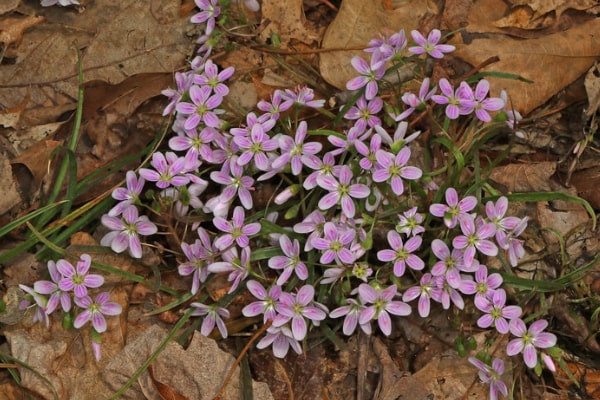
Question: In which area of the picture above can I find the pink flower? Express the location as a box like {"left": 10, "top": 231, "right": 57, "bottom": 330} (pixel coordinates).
{"left": 168, "top": 126, "right": 217, "bottom": 164}
{"left": 452, "top": 216, "right": 498, "bottom": 269}
{"left": 138, "top": 151, "right": 192, "bottom": 189}
{"left": 271, "top": 121, "right": 322, "bottom": 175}
{"left": 303, "top": 152, "right": 342, "bottom": 190}
{"left": 101, "top": 205, "right": 158, "bottom": 259}
{"left": 374, "top": 121, "right": 421, "bottom": 149}
{"left": 408, "top": 29, "right": 455, "bottom": 59}
{"left": 475, "top": 288, "right": 522, "bottom": 334}
{"left": 372, "top": 148, "right": 422, "bottom": 195}
{"left": 402, "top": 273, "right": 440, "bottom": 318}
{"left": 355, "top": 132, "right": 382, "bottom": 171}
{"left": 431, "top": 275, "right": 465, "bottom": 310}
{"left": 327, "top": 126, "right": 371, "bottom": 156}
{"left": 74, "top": 292, "right": 122, "bottom": 333}
{"left": 191, "top": 0, "right": 221, "bottom": 34}
{"left": 485, "top": 197, "right": 521, "bottom": 243}
{"left": 210, "top": 157, "right": 255, "bottom": 209}
{"left": 18, "top": 284, "right": 50, "bottom": 327}
{"left": 312, "top": 222, "right": 356, "bottom": 264}
{"left": 377, "top": 231, "right": 424, "bottom": 277}
{"left": 178, "top": 228, "right": 216, "bottom": 294}
{"left": 293, "top": 210, "right": 326, "bottom": 251}
{"left": 431, "top": 79, "right": 477, "bottom": 119}
{"left": 393, "top": 78, "right": 436, "bottom": 120}
{"left": 257, "top": 89, "right": 293, "bottom": 120}
{"left": 193, "top": 59, "right": 234, "bottom": 96}
{"left": 208, "top": 247, "right": 251, "bottom": 294}
{"left": 162, "top": 71, "right": 194, "bottom": 116}
{"left": 280, "top": 85, "right": 325, "bottom": 109}
{"left": 346, "top": 56, "right": 385, "bottom": 100}
{"left": 176, "top": 84, "right": 223, "bottom": 129}
{"left": 34, "top": 260, "right": 72, "bottom": 314}
{"left": 358, "top": 284, "right": 411, "bottom": 335}
{"left": 330, "top": 298, "right": 371, "bottom": 335}
{"left": 213, "top": 206, "right": 261, "bottom": 250}
{"left": 190, "top": 302, "right": 230, "bottom": 338}
{"left": 108, "top": 171, "right": 145, "bottom": 216}
{"left": 506, "top": 319, "right": 557, "bottom": 369}
{"left": 458, "top": 79, "right": 505, "bottom": 122}
{"left": 274, "top": 285, "right": 327, "bottom": 341}
{"left": 430, "top": 239, "right": 468, "bottom": 288}
{"left": 365, "top": 29, "right": 407, "bottom": 62}
{"left": 56, "top": 254, "right": 104, "bottom": 298}
{"left": 500, "top": 90, "right": 523, "bottom": 136}
{"left": 256, "top": 325, "right": 302, "bottom": 358}
{"left": 468, "top": 357, "right": 508, "bottom": 400}
{"left": 317, "top": 166, "right": 370, "bottom": 218}
{"left": 460, "top": 264, "right": 503, "bottom": 301}
{"left": 344, "top": 96, "right": 383, "bottom": 132}
{"left": 233, "top": 123, "right": 278, "bottom": 171}
{"left": 396, "top": 207, "right": 425, "bottom": 237}
{"left": 496, "top": 216, "right": 528, "bottom": 267}
{"left": 268, "top": 235, "right": 308, "bottom": 285}
{"left": 429, "top": 187, "right": 477, "bottom": 228}
{"left": 242, "top": 280, "right": 281, "bottom": 323}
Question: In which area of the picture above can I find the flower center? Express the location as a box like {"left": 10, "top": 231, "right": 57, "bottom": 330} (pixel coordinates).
{"left": 476, "top": 282, "right": 488, "bottom": 294}
{"left": 250, "top": 142, "right": 263, "bottom": 153}
{"left": 195, "top": 104, "right": 208, "bottom": 116}
{"left": 124, "top": 222, "right": 139, "bottom": 236}
{"left": 329, "top": 240, "right": 343, "bottom": 252}
{"left": 72, "top": 274, "right": 85, "bottom": 286}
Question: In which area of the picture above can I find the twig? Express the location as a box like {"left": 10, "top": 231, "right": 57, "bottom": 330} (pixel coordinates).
{"left": 212, "top": 319, "right": 273, "bottom": 400}
{"left": 356, "top": 329, "right": 371, "bottom": 400}
{"left": 458, "top": 56, "right": 500, "bottom": 81}
{"left": 249, "top": 44, "right": 365, "bottom": 55}
{"left": 316, "top": 0, "right": 338, "bottom": 11}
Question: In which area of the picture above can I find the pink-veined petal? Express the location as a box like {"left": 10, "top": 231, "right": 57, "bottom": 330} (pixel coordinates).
{"left": 523, "top": 344, "right": 538, "bottom": 368}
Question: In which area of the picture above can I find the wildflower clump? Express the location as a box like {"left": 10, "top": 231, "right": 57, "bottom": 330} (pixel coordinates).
{"left": 19, "top": 254, "right": 122, "bottom": 360}
{"left": 27, "top": 1, "right": 561, "bottom": 397}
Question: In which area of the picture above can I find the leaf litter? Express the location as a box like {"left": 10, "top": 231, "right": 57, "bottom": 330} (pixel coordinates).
{"left": 0, "top": 0, "right": 599, "bottom": 399}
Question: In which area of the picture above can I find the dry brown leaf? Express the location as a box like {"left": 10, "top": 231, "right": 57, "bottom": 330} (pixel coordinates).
{"left": 0, "top": 0, "right": 190, "bottom": 110}
{"left": 148, "top": 365, "right": 189, "bottom": 400}
{"left": 508, "top": 0, "right": 598, "bottom": 20}
{"left": 452, "top": 17, "right": 600, "bottom": 115}
{"left": 0, "top": 0, "right": 20, "bottom": 17}
{"left": 584, "top": 62, "right": 600, "bottom": 117}
{"left": 3, "top": 233, "right": 134, "bottom": 400}
{"left": 411, "top": 334, "right": 510, "bottom": 400}
{"left": 259, "top": 0, "right": 322, "bottom": 45}
{"left": 0, "top": 152, "right": 22, "bottom": 214}
{"left": 103, "top": 325, "right": 274, "bottom": 400}
{"left": 4, "top": 315, "right": 120, "bottom": 399}
{"left": 493, "top": 6, "right": 547, "bottom": 30}
{"left": 0, "top": 15, "right": 44, "bottom": 48}
{"left": 570, "top": 166, "right": 600, "bottom": 210}
{"left": 319, "top": 0, "right": 436, "bottom": 90}
{"left": 11, "top": 138, "right": 62, "bottom": 187}
{"left": 489, "top": 162, "right": 556, "bottom": 192}
{"left": 536, "top": 198, "right": 589, "bottom": 250}
{"left": 372, "top": 337, "right": 430, "bottom": 400}
{"left": 6, "top": 122, "right": 65, "bottom": 153}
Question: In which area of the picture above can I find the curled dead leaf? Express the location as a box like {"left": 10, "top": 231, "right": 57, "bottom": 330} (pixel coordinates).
{"left": 0, "top": 15, "right": 44, "bottom": 49}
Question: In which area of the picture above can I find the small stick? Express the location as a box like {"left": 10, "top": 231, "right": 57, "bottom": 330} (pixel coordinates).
{"left": 212, "top": 319, "right": 273, "bottom": 400}
{"left": 317, "top": 0, "right": 338, "bottom": 11}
